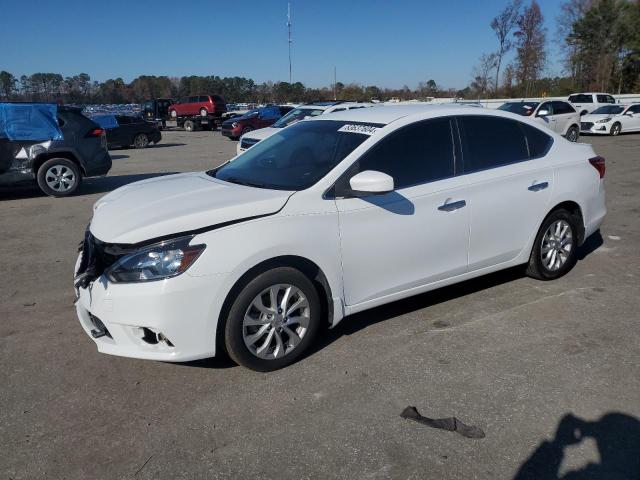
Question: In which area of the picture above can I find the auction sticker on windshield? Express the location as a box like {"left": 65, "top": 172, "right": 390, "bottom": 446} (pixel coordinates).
{"left": 337, "top": 124, "right": 379, "bottom": 135}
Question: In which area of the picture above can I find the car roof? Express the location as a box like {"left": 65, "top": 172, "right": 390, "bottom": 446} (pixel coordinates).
{"left": 313, "top": 104, "right": 482, "bottom": 125}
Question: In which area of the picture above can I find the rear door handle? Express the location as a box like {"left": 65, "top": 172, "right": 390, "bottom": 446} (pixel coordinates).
{"left": 438, "top": 200, "right": 466, "bottom": 212}
{"left": 528, "top": 182, "right": 549, "bottom": 192}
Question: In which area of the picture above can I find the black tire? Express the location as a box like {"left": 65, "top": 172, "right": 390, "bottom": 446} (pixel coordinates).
{"left": 133, "top": 133, "right": 149, "bottom": 149}
{"left": 241, "top": 126, "right": 253, "bottom": 136}
{"left": 36, "top": 158, "right": 82, "bottom": 197}
{"left": 610, "top": 122, "right": 621, "bottom": 136}
{"left": 526, "top": 209, "right": 579, "bottom": 280}
{"left": 184, "top": 120, "right": 195, "bottom": 132}
{"left": 565, "top": 125, "right": 579, "bottom": 142}
{"left": 224, "top": 267, "right": 322, "bottom": 371}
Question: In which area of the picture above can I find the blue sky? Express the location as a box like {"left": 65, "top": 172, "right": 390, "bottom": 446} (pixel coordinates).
{"left": 0, "top": 0, "right": 565, "bottom": 89}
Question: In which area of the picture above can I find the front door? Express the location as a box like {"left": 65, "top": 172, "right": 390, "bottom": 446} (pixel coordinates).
{"left": 335, "top": 118, "right": 469, "bottom": 306}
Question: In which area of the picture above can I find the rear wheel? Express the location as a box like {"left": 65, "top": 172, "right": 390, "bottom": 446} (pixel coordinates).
{"left": 224, "top": 267, "right": 321, "bottom": 371}
{"left": 526, "top": 209, "right": 578, "bottom": 280}
{"left": 133, "top": 133, "right": 149, "bottom": 149}
{"left": 170, "top": 110, "right": 177, "bottom": 118}
{"left": 200, "top": 108, "right": 208, "bottom": 117}
{"left": 565, "top": 125, "right": 579, "bottom": 142}
{"left": 610, "top": 122, "right": 621, "bottom": 136}
{"left": 36, "top": 158, "right": 82, "bottom": 197}
{"left": 184, "top": 120, "right": 195, "bottom": 132}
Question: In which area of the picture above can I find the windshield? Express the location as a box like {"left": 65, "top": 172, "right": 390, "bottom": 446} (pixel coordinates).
{"left": 211, "top": 120, "right": 381, "bottom": 190}
{"left": 272, "top": 108, "right": 325, "bottom": 128}
{"left": 498, "top": 102, "right": 539, "bottom": 116}
{"left": 591, "top": 105, "right": 624, "bottom": 115}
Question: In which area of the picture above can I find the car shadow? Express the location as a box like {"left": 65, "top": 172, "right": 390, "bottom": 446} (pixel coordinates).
{"left": 152, "top": 143, "right": 186, "bottom": 148}
{"left": 513, "top": 412, "right": 640, "bottom": 479}
{"left": 0, "top": 172, "right": 179, "bottom": 200}
{"left": 109, "top": 154, "right": 129, "bottom": 160}
{"left": 577, "top": 230, "right": 603, "bottom": 260}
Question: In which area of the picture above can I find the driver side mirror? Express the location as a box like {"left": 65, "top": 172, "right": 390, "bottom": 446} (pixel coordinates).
{"left": 349, "top": 170, "right": 394, "bottom": 195}
{"left": 537, "top": 109, "right": 549, "bottom": 117}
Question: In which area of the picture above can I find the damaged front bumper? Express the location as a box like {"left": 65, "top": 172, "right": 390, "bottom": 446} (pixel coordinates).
{"left": 73, "top": 239, "right": 226, "bottom": 362}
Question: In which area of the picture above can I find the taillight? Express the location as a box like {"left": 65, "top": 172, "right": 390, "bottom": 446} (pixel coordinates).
{"left": 87, "top": 128, "right": 105, "bottom": 137}
{"left": 589, "top": 155, "right": 605, "bottom": 178}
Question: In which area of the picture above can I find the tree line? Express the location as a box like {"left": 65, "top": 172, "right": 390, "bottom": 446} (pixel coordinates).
{"left": 1, "top": 0, "right": 638, "bottom": 105}
{"left": 469, "top": 0, "right": 639, "bottom": 99}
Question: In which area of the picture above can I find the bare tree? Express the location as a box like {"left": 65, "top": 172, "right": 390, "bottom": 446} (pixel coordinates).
{"left": 491, "top": 0, "right": 522, "bottom": 94}
{"left": 513, "top": 0, "right": 547, "bottom": 97}
{"left": 471, "top": 53, "right": 498, "bottom": 97}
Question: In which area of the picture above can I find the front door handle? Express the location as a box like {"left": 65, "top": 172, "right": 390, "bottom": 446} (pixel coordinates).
{"left": 528, "top": 182, "right": 549, "bottom": 192}
{"left": 438, "top": 199, "right": 466, "bottom": 212}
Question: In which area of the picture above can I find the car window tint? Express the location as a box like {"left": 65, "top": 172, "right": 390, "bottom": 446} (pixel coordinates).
{"left": 629, "top": 105, "right": 640, "bottom": 114}
{"left": 353, "top": 118, "right": 455, "bottom": 189}
{"left": 553, "top": 101, "right": 574, "bottom": 114}
{"left": 520, "top": 123, "right": 553, "bottom": 158}
{"left": 569, "top": 94, "right": 592, "bottom": 103}
{"left": 189, "top": 96, "right": 199, "bottom": 103}
{"left": 597, "top": 95, "right": 608, "bottom": 103}
{"left": 459, "top": 116, "right": 529, "bottom": 172}
{"left": 198, "top": 96, "right": 209, "bottom": 102}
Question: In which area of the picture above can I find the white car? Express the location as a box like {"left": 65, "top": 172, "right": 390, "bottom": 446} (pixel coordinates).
{"left": 74, "top": 105, "right": 606, "bottom": 371}
{"left": 237, "top": 101, "right": 374, "bottom": 155}
{"left": 498, "top": 100, "right": 581, "bottom": 141}
{"left": 580, "top": 103, "right": 640, "bottom": 136}
{"left": 568, "top": 92, "right": 617, "bottom": 116}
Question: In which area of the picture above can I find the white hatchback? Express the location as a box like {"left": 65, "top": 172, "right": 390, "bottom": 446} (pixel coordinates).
{"left": 74, "top": 105, "right": 606, "bottom": 371}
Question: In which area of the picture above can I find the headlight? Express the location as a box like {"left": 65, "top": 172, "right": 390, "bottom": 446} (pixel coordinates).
{"left": 232, "top": 122, "right": 238, "bottom": 128}
{"left": 596, "top": 118, "right": 612, "bottom": 123}
{"left": 106, "top": 236, "right": 205, "bottom": 283}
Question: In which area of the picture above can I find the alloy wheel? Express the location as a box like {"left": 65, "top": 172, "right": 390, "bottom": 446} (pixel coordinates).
{"left": 242, "top": 284, "right": 310, "bottom": 360}
{"left": 540, "top": 220, "right": 573, "bottom": 271}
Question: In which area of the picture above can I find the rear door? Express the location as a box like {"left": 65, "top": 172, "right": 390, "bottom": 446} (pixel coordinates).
{"left": 336, "top": 117, "right": 469, "bottom": 306}
{"left": 551, "top": 101, "right": 577, "bottom": 135}
{"left": 458, "top": 115, "right": 555, "bottom": 271}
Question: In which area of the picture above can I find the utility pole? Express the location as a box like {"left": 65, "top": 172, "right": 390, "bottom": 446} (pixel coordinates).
{"left": 333, "top": 67, "right": 337, "bottom": 100}
{"left": 287, "top": 1, "right": 292, "bottom": 84}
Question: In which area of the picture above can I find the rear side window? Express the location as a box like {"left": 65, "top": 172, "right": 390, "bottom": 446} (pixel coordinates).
{"left": 199, "top": 96, "right": 210, "bottom": 102}
{"left": 568, "top": 94, "right": 592, "bottom": 103}
{"left": 189, "top": 96, "right": 199, "bottom": 103}
{"left": 629, "top": 105, "right": 640, "bottom": 114}
{"left": 520, "top": 123, "right": 553, "bottom": 158}
{"left": 352, "top": 118, "right": 455, "bottom": 189}
{"left": 458, "top": 116, "right": 529, "bottom": 172}
{"left": 552, "top": 101, "right": 575, "bottom": 114}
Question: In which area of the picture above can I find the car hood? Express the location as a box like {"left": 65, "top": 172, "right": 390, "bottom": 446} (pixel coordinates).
{"left": 241, "top": 126, "right": 280, "bottom": 142}
{"left": 581, "top": 113, "right": 617, "bottom": 122}
{"left": 90, "top": 172, "right": 293, "bottom": 244}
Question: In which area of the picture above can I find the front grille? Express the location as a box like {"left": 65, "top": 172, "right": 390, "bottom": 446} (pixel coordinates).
{"left": 240, "top": 137, "right": 260, "bottom": 149}
{"left": 75, "top": 231, "right": 128, "bottom": 288}
{"left": 581, "top": 122, "right": 594, "bottom": 131}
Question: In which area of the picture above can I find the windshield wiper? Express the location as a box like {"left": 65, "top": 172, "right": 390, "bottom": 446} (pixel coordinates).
{"left": 224, "top": 177, "right": 270, "bottom": 189}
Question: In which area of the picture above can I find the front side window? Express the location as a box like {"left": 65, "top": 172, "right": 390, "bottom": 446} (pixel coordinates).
{"left": 340, "top": 118, "right": 455, "bottom": 191}
{"left": 628, "top": 105, "right": 640, "bottom": 114}
{"left": 459, "top": 116, "right": 529, "bottom": 172}
{"left": 552, "top": 101, "right": 575, "bottom": 114}
{"left": 538, "top": 102, "right": 553, "bottom": 116}
{"left": 211, "top": 120, "right": 378, "bottom": 190}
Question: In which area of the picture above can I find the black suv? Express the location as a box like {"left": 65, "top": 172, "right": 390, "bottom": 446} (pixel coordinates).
{"left": 0, "top": 104, "right": 112, "bottom": 197}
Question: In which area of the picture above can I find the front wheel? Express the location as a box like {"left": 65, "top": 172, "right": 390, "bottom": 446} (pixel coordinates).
{"left": 36, "top": 158, "right": 82, "bottom": 197}
{"left": 565, "top": 125, "right": 579, "bottom": 142}
{"left": 224, "top": 267, "right": 322, "bottom": 371}
{"left": 526, "top": 209, "right": 578, "bottom": 280}
{"left": 610, "top": 123, "right": 621, "bottom": 136}
{"left": 200, "top": 108, "right": 208, "bottom": 117}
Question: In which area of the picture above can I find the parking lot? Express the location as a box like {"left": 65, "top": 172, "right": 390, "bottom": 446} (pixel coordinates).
{"left": 1, "top": 129, "right": 639, "bottom": 479}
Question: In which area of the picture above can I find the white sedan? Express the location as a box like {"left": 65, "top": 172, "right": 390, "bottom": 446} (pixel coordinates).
{"left": 74, "top": 105, "right": 606, "bottom": 371}
{"left": 580, "top": 104, "right": 640, "bottom": 135}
